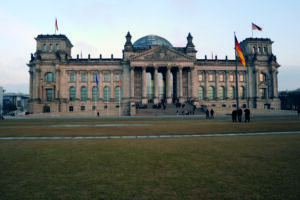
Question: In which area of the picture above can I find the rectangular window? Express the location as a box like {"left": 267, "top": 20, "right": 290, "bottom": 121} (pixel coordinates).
{"left": 70, "top": 74, "right": 75, "bottom": 82}
{"left": 219, "top": 74, "right": 224, "bottom": 82}
{"left": 259, "top": 73, "right": 265, "bottom": 82}
{"left": 50, "top": 44, "right": 53, "bottom": 51}
{"left": 93, "top": 74, "right": 97, "bottom": 81}
{"left": 198, "top": 74, "right": 203, "bottom": 81}
{"left": 46, "top": 89, "right": 53, "bottom": 101}
{"left": 115, "top": 74, "right": 120, "bottom": 82}
{"left": 81, "top": 106, "right": 85, "bottom": 111}
{"left": 56, "top": 44, "right": 60, "bottom": 50}
{"left": 209, "top": 74, "right": 214, "bottom": 81}
{"left": 260, "top": 88, "right": 266, "bottom": 99}
{"left": 69, "top": 106, "right": 74, "bottom": 112}
{"left": 104, "top": 74, "right": 110, "bottom": 82}
{"left": 229, "top": 74, "right": 234, "bottom": 82}
{"left": 81, "top": 74, "right": 86, "bottom": 82}
{"left": 239, "top": 74, "right": 244, "bottom": 82}
{"left": 92, "top": 106, "right": 96, "bottom": 110}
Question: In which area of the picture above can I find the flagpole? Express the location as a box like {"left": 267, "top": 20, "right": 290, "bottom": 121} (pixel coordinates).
{"left": 234, "top": 32, "right": 239, "bottom": 110}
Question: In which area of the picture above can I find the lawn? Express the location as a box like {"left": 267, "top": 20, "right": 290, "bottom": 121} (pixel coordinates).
{"left": 0, "top": 116, "right": 299, "bottom": 199}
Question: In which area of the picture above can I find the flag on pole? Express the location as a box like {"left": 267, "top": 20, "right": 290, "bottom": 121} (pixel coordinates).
{"left": 96, "top": 75, "right": 99, "bottom": 87}
{"left": 235, "top": 36, "right": 246, "bottom": 66}
{"left": 252, "top": 23, "right": 262, "bottom": 31}
{"left": 55, "top": 18, "right": 59, "bottom": 31}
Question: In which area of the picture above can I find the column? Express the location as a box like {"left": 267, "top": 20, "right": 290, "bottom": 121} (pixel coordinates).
{"left": 55, "top": 67, "right": 60, "bottom": 99}
{"left": 166, "top": 67, "right": 172, "bottom": 104}
{"left": 154, "top": 67, "right": 159, "bottom": 104}
{"left": 256, "top": 70, "right": 260, "bottom": 98}
{"left": 110, "top": 70, "right": 114, "bottom": 99}
{"left": 273, "top": 71, "right": 278, "bottom": 98}
{"left": 142, "top": 67, "right": 147, "bottom": 104}
{"left": 87, "top": 71, "right": 91, "bottom": 100}
{"left": 99, "top": 71, "right": 103, "bottom": 100}
{"left": 178, "top": 67, "right": 183, "bottom": 101}
{"left": 225, "top": 71, "right": 229, "bottom": 99}
{"left": 29, "top": 70, "right": 33, "bottom": 99}
{"left": 130, "top": 67, "right": 134, "bottom": 99}
{"left": 205, "top": 71, "right": 209, "bottom": 100}
{"left": 191, "top": 67, "right": 197, "bottom": 100}
{"left": 36, "top": 68, "right": 41, "bottom": 100}
{"left": 215, "top": 71, "right": 219, "bottom": 100}
{"left": 76, "top": 71, "right": 80, "bottom": 100}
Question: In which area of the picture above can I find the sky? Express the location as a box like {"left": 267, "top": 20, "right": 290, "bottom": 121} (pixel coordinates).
{"left": 0, "top": 0, "right": 299, "bottom": 93}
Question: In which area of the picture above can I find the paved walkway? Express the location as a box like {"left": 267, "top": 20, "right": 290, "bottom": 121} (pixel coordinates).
{"left": 1, "top": 131, "right": 299, "bottom": 140}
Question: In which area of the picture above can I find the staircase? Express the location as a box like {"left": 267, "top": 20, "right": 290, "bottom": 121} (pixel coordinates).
{"left": 135, "top": 102, "right": 205, "bottom": 116}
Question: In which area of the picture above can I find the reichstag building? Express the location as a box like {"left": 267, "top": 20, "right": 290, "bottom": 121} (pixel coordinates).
{"left": 27, "top": 32, "right": 280, "bottom": 116}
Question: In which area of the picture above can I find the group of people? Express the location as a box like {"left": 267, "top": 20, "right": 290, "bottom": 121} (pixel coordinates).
{"left": 232, "top": 108, "right": 250, "bottom": 122}
{"left": 0, "top": 114, "right": 4, "bottom": 120}
{"left": 205, "top": 109, "right": 214, "bottom": 119}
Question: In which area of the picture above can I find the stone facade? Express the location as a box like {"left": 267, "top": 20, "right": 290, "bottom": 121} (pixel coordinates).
{"left": 27, "top": 33, "right": 280, "bottom": 116}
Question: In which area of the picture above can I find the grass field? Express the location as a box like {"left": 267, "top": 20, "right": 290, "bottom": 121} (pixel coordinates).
{"left": 0, "top": 115, "right": 300, "bottom": 199}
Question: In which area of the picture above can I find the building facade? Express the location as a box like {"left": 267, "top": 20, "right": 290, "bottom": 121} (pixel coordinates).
{"left": 27, "top": 32, "right": 280, "bottom": 116}
{"left": 0, "top": 86, "right": 4, "bottom": 114}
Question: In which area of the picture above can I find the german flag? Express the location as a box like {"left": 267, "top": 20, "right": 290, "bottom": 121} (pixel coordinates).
{"left": 55, "top": 18, "right": 58, "bottom": 31}
{"left": 252, "top": 23, "right": 262, "bottom": 31}
{"left": 235, "top": 36, "right": 246, "bottom": 66}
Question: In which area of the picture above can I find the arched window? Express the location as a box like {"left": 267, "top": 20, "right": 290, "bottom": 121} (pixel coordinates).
{"left": 229, "top": 86, "right": 235, "bottom": 99}
{"left": 92, "top": 86, "right": 98, "bottom": 101}
{"left": 198, "top": 86, "right": 204, "bottom": 100}
{"left": 56, "top": 44, "right": 60, "bottom": 50}
{"left": 259, "top": 73, "right": 266, "bottom": 82}
{"left": 49, "top": 44, "right": 53, "bottom": 51}
{"left": 81, "top": 86, "right": 87, "bottom": 101}
{"left": 104, "top": 86, "right": 111, "bottom": 101}
{"left": 239, "top": 86, "right": 245, "bottom": 99}
{"left": 43, "top": 44, "right": 47, "bottom": 51}
{"left": 44, "top": 72, "right": 54, "bottom": 82}
{"left": 219, "top": 86, "right": 225, "bottom": 100}
{"left": 69, "top": 87, "right": 76, "bottom": 101}
{"left": 115, "top": 86, "right": 121, "bottom": 100}
{"left": 208, "top": 86, "right": 214, "bottom": 100}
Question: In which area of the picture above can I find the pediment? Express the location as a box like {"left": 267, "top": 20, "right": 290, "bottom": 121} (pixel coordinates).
{"left": 129, "top": 46, "right": 194, "bottom": 62}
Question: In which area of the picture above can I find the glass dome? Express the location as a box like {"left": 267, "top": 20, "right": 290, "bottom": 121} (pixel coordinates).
{"left": 133, "top": 35, "right": 173, "bottom": 47}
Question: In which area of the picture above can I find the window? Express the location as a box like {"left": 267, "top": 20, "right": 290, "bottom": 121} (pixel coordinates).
{"left": 219, "top": 86, "right": 225, "bottom": 100}
{"left": 208, "top": 87, "right": 214, "bottom": 100}
{"left": 69, "top": 87, "right": 76, "bottom": 101}
{"left": 209, "top": 74, "right": 214, "bottom": 81}
{"left": 239, "top": 86, "right": 244, "bottom": 99}
{"left": 46, "top": 89, "right": 53, "bottom": 101}
{"left": 219, "top": 74, "right": 224, "bottom": 82}
{"left": 81, "top": 74, "right": 86, "bottom": 82}
{"left": 258, "top": 47, "right": 261, "bottom": 53}
{"left": 253, "top": 46, "right": 256, "bottom": 53}
{"left": 81, "top": 106, "right": 85, "bottom": 111}
{"left": 239, "top": 74, "right": 244, "bottom": 82}
{"left": 198, "top": 73, "right": 203, "bottom": 81}
{"left": 81, "top": 87, "right": 87, "bottom": 101}
{"left": 43, "top": 44, "right": 47, "bottom": 51}
{"left": 92, "top": 86, "right": 98, "bottom": 101}
{"left": 92, "top": 106, "right": 96, "bottom": 110}
{"left": 259, "top": 73, "right": 266, "bottom": 82}
{"left": 69, "top": 106, "right": 74, "bottom": 112}
{"left": 44, "top": 72, "right": 54, "bottom": 82}
{"left": 104, "top": 73, "right": 110, "bottom": 81}
{"left": 104, "top": 86, "right": 111, "bottom": 101}
{"left": 198, "top": 87, "right": 204, "bottom": 100}
{"left": 43, "top": 106, "right": 50, "bottom": 113}
{"left": 260, "top": 88, "right": 266, "bottom": 99}
{"left": 229, "top": 86, "right": 235, "bottom": 99}
{"left": 229, "top": 74, "right": 234, "bottom": 82}
{"left": 115, "top": 86, "right": 121, "bottom": 100}
{"left": 56, "top": 44, "right": 60, "bottom": 50}
{"left": 70, "top": 74, "right": 75, "bottom": 82}
{"left": 93, "top": 74, "right": 97, "bottom": 82}
{"left": 50, "top": 44, "right": 53, "bottom": 51}
{"left": 264, "top": 47, "right": 268, "bottom": 53}
{"left": 115, "top": 74, "right": 120, "bottom": 82}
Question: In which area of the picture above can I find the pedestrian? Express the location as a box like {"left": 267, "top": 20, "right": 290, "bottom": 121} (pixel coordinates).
{"left": 97, "top": 112, "right": 100, "bottom": 117}
{"left": 244, "top": 108, "right": 250, "bottom": 122}
{"left": 232, "top": 110, "right": 237, "bottom": 122}
{"left": 210, "top": 109, "right": 214, "bottom": 119}
{"left": 298, "top": 108, "right": 300, "bottom": 116}
{"left": 176, "top": 110, "right": 179, "bottom": 116}
{"left": 206, "top": 109, "right": 210, "bottom": 119}
{"left": 237, "top": 108, "right": 243, "bottom": 122}
{"left": 0, "top": 114, "right": 4, "bottom": 120}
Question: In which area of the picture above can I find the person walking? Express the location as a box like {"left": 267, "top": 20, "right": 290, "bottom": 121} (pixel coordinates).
{"left": 244, "top": 108, "right": 250, "bottom": 122}
{"left": 206, "top": 109, "right": 210, "bottom": 119}
{"left": 210, "top": 109, "right": 214, "bottom": 119}
{"left": 237, "top": 108, "right": 243, "bottom": 122}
